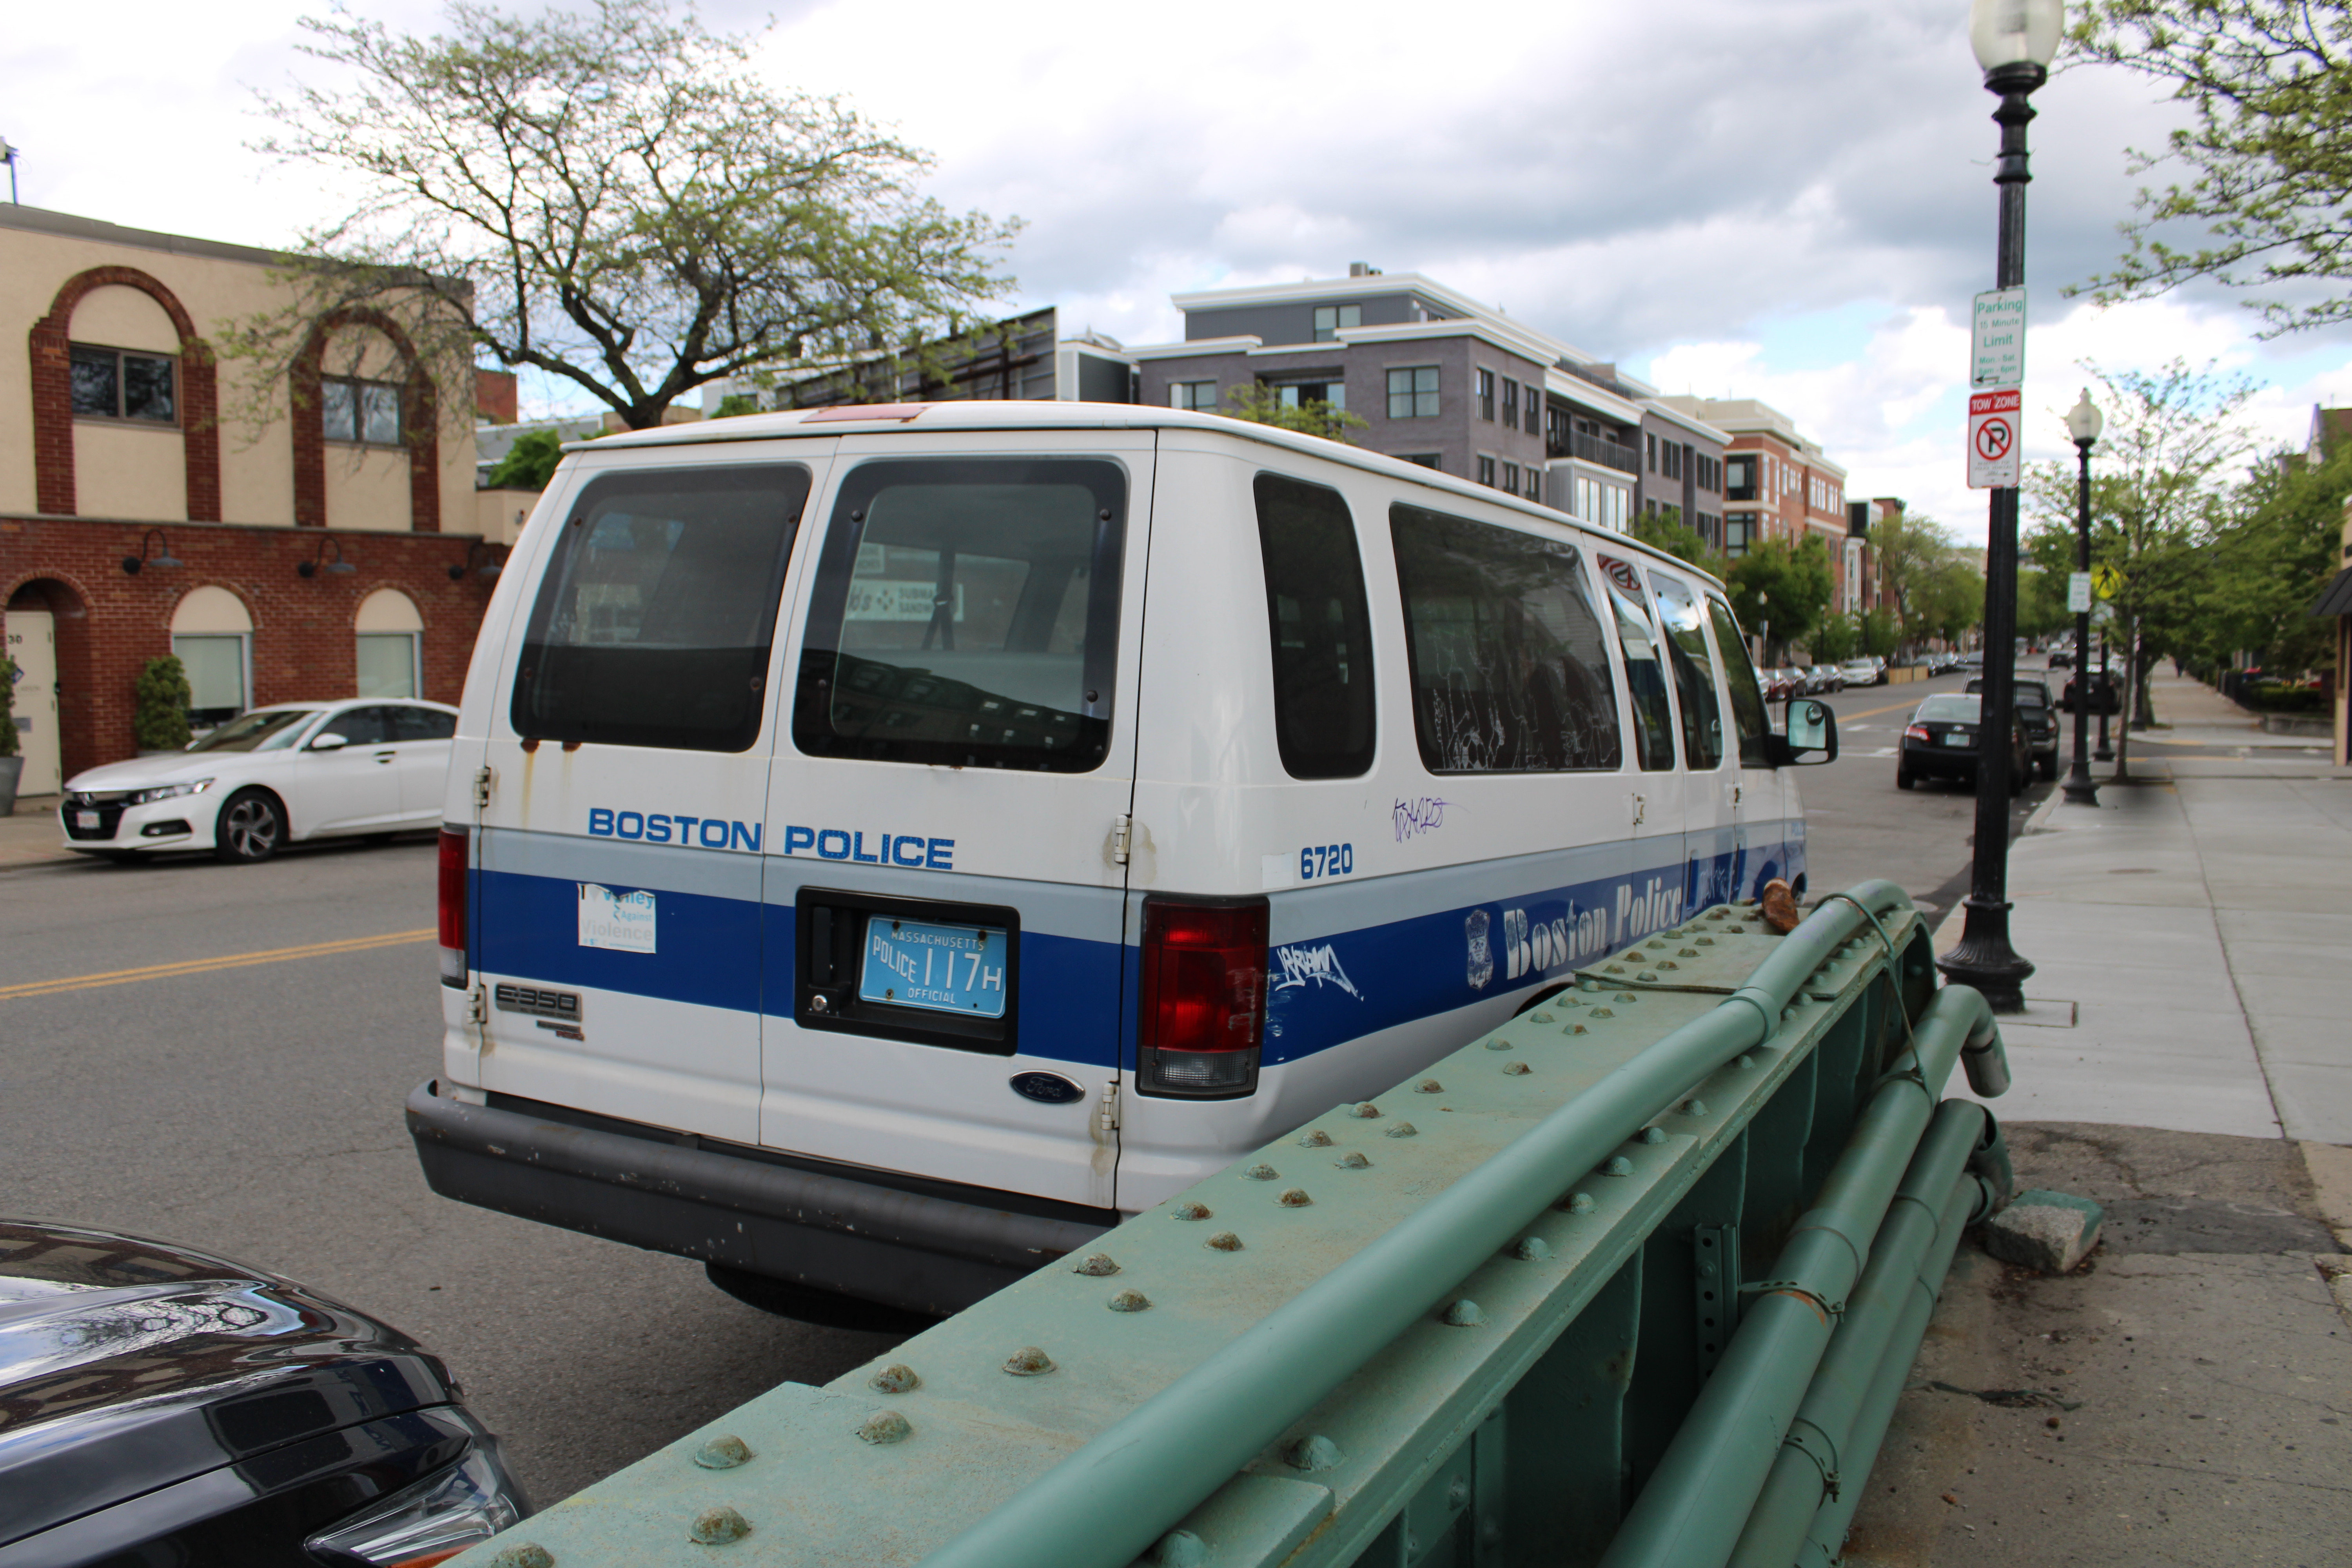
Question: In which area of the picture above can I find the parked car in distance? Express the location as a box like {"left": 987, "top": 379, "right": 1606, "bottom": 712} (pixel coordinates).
{"left": 58, "top": 699, "right": 457, "bottom": 864}
{"left": 2048, "top": 648, "right": 2073, "bottom": 668}
{"left": 0, "top": 1218, "right": 528, "bottom": 1566}
{"left": 1964, "top": 675, "right": 2061, "bottom": 778}
{"left": 1839, "top": 657, "right": 1883, "bottom": 688}
{"left": 1898, "top": 692, "right": 2029, "bottom": 791}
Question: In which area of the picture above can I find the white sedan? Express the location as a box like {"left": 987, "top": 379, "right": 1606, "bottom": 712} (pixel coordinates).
{"left": 58, "top": 700, "right": 457, "bottom": 864}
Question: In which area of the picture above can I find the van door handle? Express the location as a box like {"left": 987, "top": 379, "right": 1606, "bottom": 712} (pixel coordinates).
{"left": 373, "top": 751, "right": 397, "bottom": 763}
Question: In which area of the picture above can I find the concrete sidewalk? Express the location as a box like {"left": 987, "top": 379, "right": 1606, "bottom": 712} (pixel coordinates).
{"left": 0, "top": 795, "right": 75, "bottom": 871}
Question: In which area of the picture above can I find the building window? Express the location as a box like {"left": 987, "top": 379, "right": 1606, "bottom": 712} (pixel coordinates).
{"left": 1524, "top": 386, "right": 1541, "bottom": 435}
{"left": 1477, "top": 455, "right": 1498, "bottom": 488}
{"left": 70, "top": 344, "right": 178, "bottom": 425}
{"left": 1725, "top": 455, "right": 1757, "bottom": 501}
{"left": 1646, "top": 432, "right": 1658, "bottom": 472}
{"left": 1275, "top": 380, "right": 1346, "bottom": 411}
{"left": 172, "top": 635, "right": 249, "bottom": 729}
{"left": 1524, "top": 469, "right": 1541, "bottom": 504}
{"left": 323, "top": 377, "right": 403, "bottom": 447}
{"left": 1170, "top": 380, "right": 1219, "bottom": 412}
{"left": 356, "top": 588, "right": 426, "bottom": 699}
{"left": 1476, "top": 368, "right": 1496, "bottom": 422}
{"left": 1313, "top": 304, "right": 1361, "bottom": 343}
{"left": 1399, "top": 453, "right": 1443, "bottom": 471}
{"left": 1388, "top": 367, "right": 1440, "bottom": 419}
{"left": 1724, "top": 513, "right": 1753, "bottom": 557}
{"left": 1502, "top": 461, "right": 1520, "bottom": 494}
{"left": 1501, "top": 379, "right": 1518, "bottom": 430}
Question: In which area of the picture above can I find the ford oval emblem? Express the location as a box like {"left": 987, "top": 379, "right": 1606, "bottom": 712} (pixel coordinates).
{"left": 1009, "top": 1071, "right": 1085, "bottom": 1105}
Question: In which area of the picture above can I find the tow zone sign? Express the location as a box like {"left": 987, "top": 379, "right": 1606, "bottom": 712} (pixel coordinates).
{"left": 1967, "top": 387, "right": 2020, "bottom": 488}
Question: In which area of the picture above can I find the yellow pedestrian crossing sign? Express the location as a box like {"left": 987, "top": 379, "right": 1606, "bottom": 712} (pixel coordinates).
{"left": 2092, "top": 563, "right": 2123, "bottom": 599}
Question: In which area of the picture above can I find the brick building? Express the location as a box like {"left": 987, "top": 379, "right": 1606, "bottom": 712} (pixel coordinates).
{"left": 2, "top": 204, "right": 508, "bottom": 795}
{"left": 1655, "top": 396, "right": 1864, "bottom": 606}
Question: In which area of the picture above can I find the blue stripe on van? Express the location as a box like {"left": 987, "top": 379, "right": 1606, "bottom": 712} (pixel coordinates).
{"left": 474, "top": 869, "right": 764, "bottom": 1014}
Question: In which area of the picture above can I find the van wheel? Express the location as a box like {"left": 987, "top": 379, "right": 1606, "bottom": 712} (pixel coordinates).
{"left": 704, "top": 1262, "right": 939, "bottom": 1335}
{"left": 214, "top": 789, "right": 286, "bottom": 864}
{"left": 1896, "top": 768, "right": 1915, "bottom": 791}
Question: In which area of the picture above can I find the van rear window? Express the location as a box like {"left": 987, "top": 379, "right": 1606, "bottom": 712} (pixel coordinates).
{"left": 510, "top": 465, "right": 810, "bottom": 752}
{"left": 1256, "top": 474, "right": 1374, "bottom": 779}
{"left": 792, "top": 457, "right": 1125, "bottom": 772}
{"left": 1390, "top": 504, "right": 1621, "bottom": 774}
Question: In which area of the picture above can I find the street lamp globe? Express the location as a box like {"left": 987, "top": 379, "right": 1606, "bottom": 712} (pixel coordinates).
{"left": 2065, "top": 388, "right": 2103, "bottom": 447}
{"left": 1970, "top": 0, "right": 2065, "bottom": 75}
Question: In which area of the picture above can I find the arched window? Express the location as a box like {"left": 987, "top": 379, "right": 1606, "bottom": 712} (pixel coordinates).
{"left": 171, "top": 586, "right": 254, "bottom": 729}
{"left": 355, "top": 588, "right": 423, "bottom": 698}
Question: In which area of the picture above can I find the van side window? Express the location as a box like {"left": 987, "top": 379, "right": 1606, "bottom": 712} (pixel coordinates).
{"left": 1706, "top": 595, "right": 1773, "bottom": 768}
{"left": 1389, "top": 503, "right": 1621, "bottom": 774}
{"left": 1648, "top": 572, "right": 1723, "bottom": 769}
{"left": 511, "top": 465, "right": 810, "bottom": 753}
{"left": 1256, "top": 474, "right": 1374, "bottom": 779}
{"left": 793, "top": 457, "right": 1126, "bottom": 773}
{"left": 1597, "top": 554, "right": 1676, "bottom": 772}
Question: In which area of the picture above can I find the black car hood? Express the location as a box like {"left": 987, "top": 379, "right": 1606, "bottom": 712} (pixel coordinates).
{"left": 0, "top": 1220, "right": 456, "bottom": 1547}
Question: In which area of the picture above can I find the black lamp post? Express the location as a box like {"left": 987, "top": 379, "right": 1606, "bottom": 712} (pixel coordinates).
{"left": 1938, "top": 0, "right": 2062, "bottom": 1014}
{"left": 2061, "top": 389, "right": 2102, "bottom": 806}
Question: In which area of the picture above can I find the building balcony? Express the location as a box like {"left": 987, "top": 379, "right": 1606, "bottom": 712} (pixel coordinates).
{"left": 1546, "top": 431, "right": 1641, "bottom": 474}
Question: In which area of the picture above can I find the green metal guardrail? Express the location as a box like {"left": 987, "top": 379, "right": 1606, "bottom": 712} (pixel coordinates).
{"left": 451, "top": 882, "right": 2010, "bottom": 1568}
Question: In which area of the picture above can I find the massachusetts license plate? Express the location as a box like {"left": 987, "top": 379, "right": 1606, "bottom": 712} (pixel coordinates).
{"left": 1942, "top": 732, "right": 1972, "bottom": 747}
{"left": 860, "top": 916, "right": 1008, "bottom": 1019}
{"left": 75, "top": 811, "right": 100, "bottom": 830}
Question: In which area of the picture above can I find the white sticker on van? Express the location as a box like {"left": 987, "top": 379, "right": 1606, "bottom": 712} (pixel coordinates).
{"left": 579, "top": 884, "right": 657, "bottom": 954}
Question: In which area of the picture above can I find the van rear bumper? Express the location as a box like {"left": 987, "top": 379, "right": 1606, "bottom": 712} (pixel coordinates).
{"left": 404, "top": 1079, "right": 1112, "bottom": 1318}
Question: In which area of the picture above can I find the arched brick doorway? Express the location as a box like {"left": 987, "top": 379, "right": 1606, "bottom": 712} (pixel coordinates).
{"left": 4, "top": 577, "right": 94, "bottom": 792}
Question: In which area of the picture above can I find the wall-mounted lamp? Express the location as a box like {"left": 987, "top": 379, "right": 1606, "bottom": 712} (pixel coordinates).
{"left": 298, "top": 537, "right": 357, "bottom": 578}
{"left": 121, "top": 528, "right": 184, "bottom": 575}
{"left": 448, "top": 539, "right": 505, "bottom": 581}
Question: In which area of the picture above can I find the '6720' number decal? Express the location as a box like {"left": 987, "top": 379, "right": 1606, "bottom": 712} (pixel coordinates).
{"left": 1300, "top": 843, "right": 1354, "bottom": 880}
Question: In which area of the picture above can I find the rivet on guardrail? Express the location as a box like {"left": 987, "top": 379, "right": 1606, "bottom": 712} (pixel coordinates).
{"left": 1205, "top": 1231, "right": 1244, "bottom": 1251}
{"left": 1641, "top": 1126, "right": 1667, "bottom": 1145}
{"left": 1617, "top": 993, "right": 1638, "bottom": 1003}
{"left": 1513, "top": 1236, "right": 1552, "bottom": 1261}
{"left": 1003, "top": 1347, "right": 1056, "bottom": 1376}
{"left": 1695, "top": 936, "right": 1715, "bottom": 946}
{"left": 1279, "top": 1188, "right": 1313, "bottom": 1207}
{"left": 1589, "top": 1008, "right": 1614, "bottom": 1019}
{"left": 1350, "top": 1102, "right": 1382, "bottom": 1118}
{"left": 1287, "top": 1434, "right": 1345, "bottom": 1471}
{"left": 1636, "top": 970, "right": 1658, "bottom": 982}
{"left": 1109, "top": 1289, "right": 1152, "bottom": 1312}
{"left": 1561, "top": 994, "right": 1585, "bottom": 1007}
{"left": 1503, "top": 1062, "right": 1532, "bottom": 1076}
{"left": 1657, "top": 961, "right": 1679, "bottom": 971}
{"left": 487, "top": 1545, "right": 554, "bottom": 1568}
{"left": 693, "top": 1434, "right": 754, "bottom": 1469}
{"left": 1734, "top": 1053, "right": 1755, "bottom": 1070}
{"left": 1603, "top": 964, "right": 1626, "bottom": 975}
{"left": 1442, "top": 1299, "right": 1486, "bottom": 1327}
{"left": 1387, "top": 1122, "right": 1418, "bottom": 1138}
{"left": 1564, "top": 1191, "right": 1596, "bottom": 1213}
{"left": 1604, "top": 1156, "right": 1634, "bottom": 1177}
{"left": 1416, "top": 1079, "right": 1444, "bottom": 1093}
{"left": 1679, "top": 947, "right": 1699, "bottom": 957}
{"left": 689, "top": 1505, "right": 752, "bottom": 1545}
{"left": 1707, "top": 907, "right": 1728, "bottom": 919}
{"left": 857, "top": 1410, "right": 912, "bottom": 1445}
{"left": 1570, "top": 1024, "right": 1588, "bottom": 1035}
{"left": 1173, "top": 1201, "right": 1212, "bottom": 1221}
{"left": 1153, "top": 1529, "right": 1209, "bottom": 1568}
{"left": 1485, "top": 1038, "right": 1513, "bottom": 1051}
{"left": 1071, "top": 1254, "right": 1120, "bottom": 1277}
{"left": 1621, "top": 948, "right": 1644, "bottom": 962}
{"left": 1298, "top": 1129, "right": 1334, "bottom": 1147}
{"left": 1450, "top": 1476, "right": 1473, "bottom": 1508}
{"left": 1683, "top": 1098, "right": 1710, "bottom": 1117}
{"left": 1243, "top": 1163, "right": 1279, "bottom": 1181}
{"left": 868, "top": 1363, "right": 921, "bottom": 1392}
{"left": 1336, "top": 1151, "right": 1371, "bottom": 1169}
{"left": 1531, "top": 1011, "right": 1553, "bottom": 1023}
{"left": 1780, "top": 1007, "right": 1796, "bottom": 1024}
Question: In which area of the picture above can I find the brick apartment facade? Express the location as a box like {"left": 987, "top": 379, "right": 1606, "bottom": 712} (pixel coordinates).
{"left": 1657, "top": 396, "right": 1864, "bottom": 608}
{"left": 2, "top": 204, "right": 503, "bottom": 793}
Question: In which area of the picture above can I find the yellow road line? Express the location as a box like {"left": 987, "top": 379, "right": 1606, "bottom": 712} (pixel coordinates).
{"left": 0, "top": 928, "right": 435, "bottom": 1002}
{"left": 1842, "top": 697, "right": 1931, "bottom": 722}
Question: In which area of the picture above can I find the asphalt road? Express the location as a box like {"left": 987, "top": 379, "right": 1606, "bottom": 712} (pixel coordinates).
{"left": 0, "top": 679, "right": 2048, "bottom": 1504}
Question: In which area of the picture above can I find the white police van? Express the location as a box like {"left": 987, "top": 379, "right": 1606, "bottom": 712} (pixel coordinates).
{"left": 407, "top": 401, "right": 1833, "bottom": 1324}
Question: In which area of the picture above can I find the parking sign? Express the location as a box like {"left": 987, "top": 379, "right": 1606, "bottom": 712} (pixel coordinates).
{"left": 1967, "top": 388, "right": 2021, "bottom": 488}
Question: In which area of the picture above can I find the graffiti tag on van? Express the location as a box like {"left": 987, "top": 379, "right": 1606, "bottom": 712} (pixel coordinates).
{"left": 1273, "top": 943, "right": 1362, "bottom": 999}
{"left": 780, "top": 828, "right": 955, "bottom": 870}
{"left": 588, "top": 809, "right": 761, "bottom": 851}
{"left": 1394, "top": 797, "right": 1453, "bottom": 842}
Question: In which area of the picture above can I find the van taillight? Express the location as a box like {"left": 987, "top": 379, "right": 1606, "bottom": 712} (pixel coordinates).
{"left": 1138, "top": 897, "right": 1267, "bottom": 1098}
{"left": 438, "top": 828, "right": 468, "bottom": 989}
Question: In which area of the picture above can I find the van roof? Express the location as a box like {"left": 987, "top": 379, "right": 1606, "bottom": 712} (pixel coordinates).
{"left": 566, "top": 400, "right": 1730, "bottom": 592}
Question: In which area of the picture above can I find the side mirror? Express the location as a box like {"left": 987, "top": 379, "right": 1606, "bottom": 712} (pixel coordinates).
{"left": 309, "top": 731, "right": 350, "bottom": 751}
{"left": 1775, "top": 699, "right": 1838, "bottom": 766}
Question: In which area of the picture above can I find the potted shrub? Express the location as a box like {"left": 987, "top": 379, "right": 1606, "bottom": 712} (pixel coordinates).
{"left": 0, "top": 656, "right": 21, "bottom": 816}
{"left": 134, "top": 655, "right": 194, "bottom": 755}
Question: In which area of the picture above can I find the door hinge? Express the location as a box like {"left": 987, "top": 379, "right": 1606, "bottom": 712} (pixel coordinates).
{"left": 465, "top": 986, "right": 488, "bottom": 1025}
{"left": 1110, "top": 815, "right": 1132, "bottom": 866}
{"left": 1097, "top": 1080, "right": 1122, "bottom": 1134}
{"left": 473, "top": 766, "right": 494, "bottom": 809}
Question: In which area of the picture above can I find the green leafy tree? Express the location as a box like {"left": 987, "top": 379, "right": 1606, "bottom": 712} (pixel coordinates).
{"left": 711, "top": 393, "right": 762, "bottom": 419}
{"left": 1724, "top": 535, "right": 1834, "bottom": 662}
{"left": 1630, "top": 505, "right": 1728, "bottom": 575}
{"left": 134, "top": 657, "right": 193, "bottom": 752}
{"left": 0, "top": 657, "right": 19, "bottom": 758}
{"left": 2069, "top": 2, "right": 2352, "bottom": 336}
{"left": 1810, "top": 613, "right": 1860, "bottom": 663}
{"left": 1857, "top": 607, "right": 1903, "bottom": 657}
{"left": 483, "top": 427, "right": 566, "bottom": 490}
{"left": 1220, "top": 383, "right": 1367, "bottom": 443}
{"left": 234, "top": 0, "right": 1019, "bottom": 431}
{"left": 1871, "top": 510, "right": 1979, "bottom": 652}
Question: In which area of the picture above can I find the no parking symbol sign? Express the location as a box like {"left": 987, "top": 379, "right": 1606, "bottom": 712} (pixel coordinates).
{"left": 1967, "top": 387, "right": 2021, "bottom": 488}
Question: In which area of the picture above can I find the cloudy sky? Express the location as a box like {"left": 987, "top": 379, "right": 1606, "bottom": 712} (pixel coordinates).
{"left": 11, "top": 0, "right": 2350, "bottom": 537}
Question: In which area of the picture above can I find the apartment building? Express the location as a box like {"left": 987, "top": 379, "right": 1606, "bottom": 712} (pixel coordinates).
{"left": 2, "top": 203, "right": 504, "bottom": 793}
{"left": 1654, "top": 396, "right": 1863, "bottom": 600}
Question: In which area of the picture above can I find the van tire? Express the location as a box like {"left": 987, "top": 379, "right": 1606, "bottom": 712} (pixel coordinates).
{"left": 1896, "top": 768, "right": 1915, "bottom": 791}
{"left": 214, "top": 789, "right": 287, "bottom": 864}
{"left": 704, "top": 1262, "right": 940, "bottom": 1335}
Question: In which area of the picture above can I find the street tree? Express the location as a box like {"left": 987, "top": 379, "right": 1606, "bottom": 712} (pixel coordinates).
{"left": 1629, "top": 505, "right": 1728, "bottom": 575}
{"left": 2069, "top": 2, "right": 2352, "bottom": 336}
{"left": 232, "top": 0, "right": 1018, "bottom": 430}
{"left": 1871, "top": 510, "right": 1980, "bottom": 652}
{"left": 1724, "top": 535, "right": 1834, "bottom": 662}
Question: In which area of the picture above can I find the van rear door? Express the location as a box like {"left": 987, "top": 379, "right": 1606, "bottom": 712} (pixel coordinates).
{"left": 467, "top": 449, "right": 828, "bottom": 1145}
{"left": 758, "top": 432, "right": 1150, "bottom": 1212}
